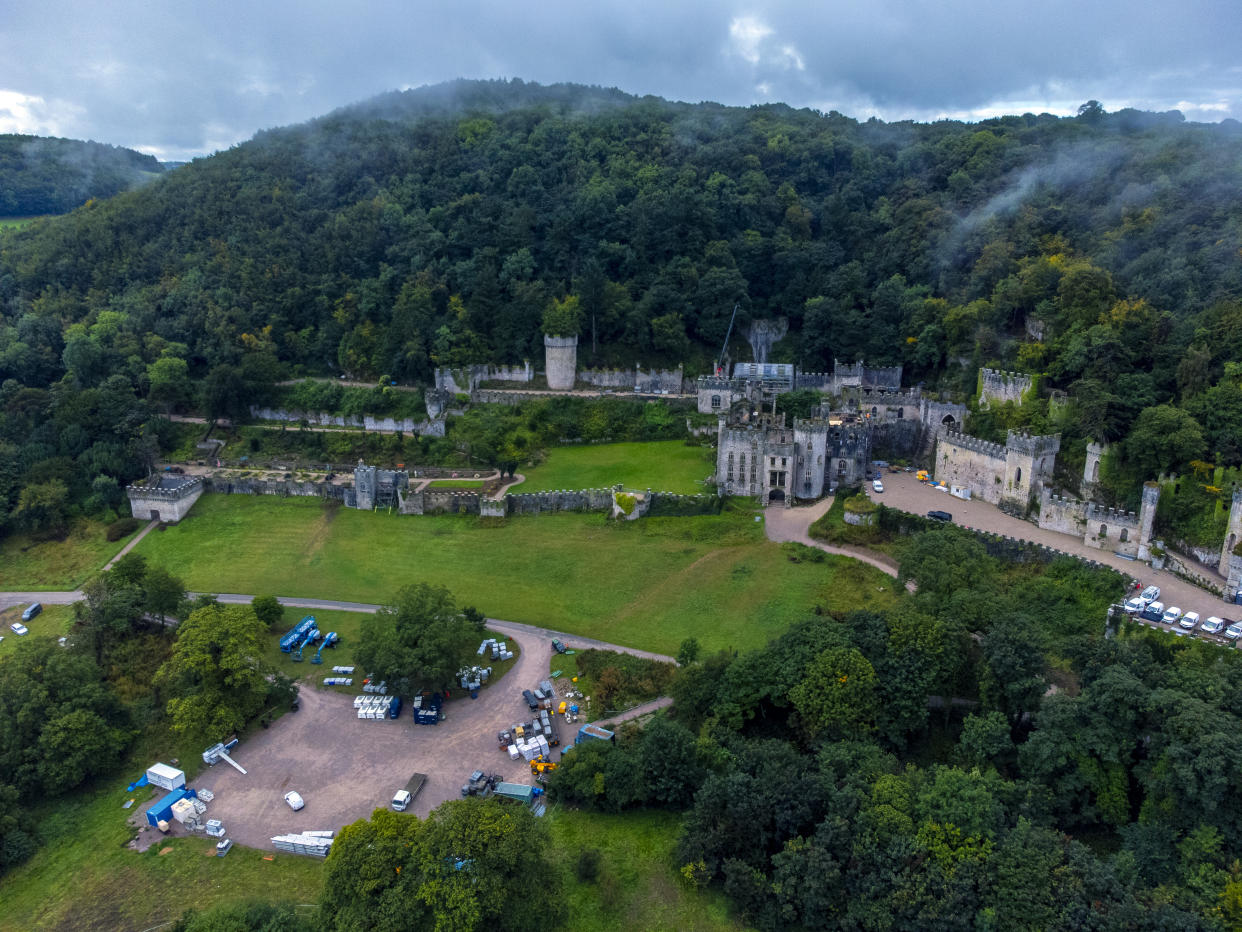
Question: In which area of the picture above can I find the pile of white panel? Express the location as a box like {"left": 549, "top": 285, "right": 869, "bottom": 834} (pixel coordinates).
{"left": 331, "top": 666, "right": 356, "bottom": 674}
{"left": 324, "top": 677, "right": 353, "bottom": 686}
{"left": 514, "top": 733, "right": 550, "bottom": 761}
{"left": 354, "top": 695, "right": 390, "bottom": 719}
{"left": 478, "top": 638, "right": 512, "bottom": 661}
{"left": 271, "top": 830, "right": 334, "bottom": 857}
{"left": 362, "top": 680, "right": 388, "bottom": 694}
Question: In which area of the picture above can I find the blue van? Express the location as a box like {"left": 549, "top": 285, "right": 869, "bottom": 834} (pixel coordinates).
{"left": 21, "top": 603, "right": 42, "bottom": 622}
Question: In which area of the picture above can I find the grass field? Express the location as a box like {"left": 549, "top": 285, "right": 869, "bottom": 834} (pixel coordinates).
{"left": 0, "top": 777, "right": 324, "bottom": 932}
{"left": 517, "top": 441, "right": 714, "bottom": 494}
{"left": 133, "top": 496, "right": 897, "bottom": 655}
{"left": 0, "top": 604, "right": 75, "bottom": 654}
{"left": 0, "top": 519, "right": 143, "bottom": 590}
{"left": 424, "top": 479, "right": 485, "bottom": 489}
{"left": 0, "top": 214, "right": 53, "bottom": 229}
{"left": 548, "top": 808, "right": 747, "bottom": 932}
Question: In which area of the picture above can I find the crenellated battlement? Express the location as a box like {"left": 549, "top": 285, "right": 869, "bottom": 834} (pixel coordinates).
{"left": 941, "top": 429, "right": 1006, "bottom": 460}
{"left": 1005, "top": 429, "right": 1061, "bottom": 457}
{"left": 979, "top": 368, "right": 1034, "bottom": 407}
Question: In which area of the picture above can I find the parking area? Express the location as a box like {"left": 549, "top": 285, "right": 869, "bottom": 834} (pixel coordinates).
{"left": 188, "top": 624, "right": 558, "bottom": 850}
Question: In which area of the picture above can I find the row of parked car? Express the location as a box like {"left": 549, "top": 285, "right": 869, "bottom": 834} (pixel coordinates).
{"left": 1122, "top": 586, "right": 1242, "bottom": 639}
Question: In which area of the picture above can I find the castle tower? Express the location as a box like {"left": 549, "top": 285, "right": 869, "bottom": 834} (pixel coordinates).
{"left": 1136, "top": 482, "right": 1160, "bottom": 562}
{"left": 354, "top": 461, "right": 376, "bottom": 511}
{"left": 1002, "top": 430, "right": 1061, "bottom": 511}
{"left": 1219, "top": 486, "right": 1242, "bottom": 576}
{"left": 544, "top": 335, "right": 578, "bottom": 390}
{"left": 1082, "top": 441, "right": 1107, "bottom": 494}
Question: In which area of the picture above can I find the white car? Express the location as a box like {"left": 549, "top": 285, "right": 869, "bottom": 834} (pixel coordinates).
{"left": 9, "top": 623, "right": 27, "bottom": 636}
{"left": 1179, "top": 611, "right": 1201, "bottom": 630}
{"left": 1123, "top": 597, "right": 1145, "bottom": 614}
{"left": 1139, "top": 585, "right": 1160, "bottom": 606}
{"left": 1161, "top": 606, "right": 1183, "bottom": 625}
{"left": 1201, "top": 616, "right": 1226, "bottom": 636}
{"left": 1224, "top": 621, "right": 1242, "bottom": 641}
{"left": 872, "top": 480, "right": 884, "bottom": 493}
{"left": 284, "top": 791, "right": 305, "bottom": 811}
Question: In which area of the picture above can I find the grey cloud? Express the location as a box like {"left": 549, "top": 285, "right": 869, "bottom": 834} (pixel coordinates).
{"left": 0, "top": 0, "right": 1239, "bottom": 159}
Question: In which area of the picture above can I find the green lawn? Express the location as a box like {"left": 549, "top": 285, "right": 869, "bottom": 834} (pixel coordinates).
{"left": 0, "top": 519, "right": 143, "bottom": 590}
{"left": 548, "top": 808, "right": 748, "bottom": 932}
{"left": 517, "top": 441, "right": 714, "bottom": 494}
{"left": 134, "top": 496, "right": 898, "bottom": 655}
{"left": 0, "top": 778, "right": 324, "bottom": 932}
{"left": 0, "top": 215, "right": 53, "bottom": 229}
{"left": 0, "top": 604, "right": 75, "bottom": 654}
{"left": 424, "top": 479, "right": 485, "bottom": 489}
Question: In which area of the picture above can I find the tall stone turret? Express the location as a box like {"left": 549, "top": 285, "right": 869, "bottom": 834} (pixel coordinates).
{"left": 1136, "top": 481, "right": 1160, "bottom": 562}
{"left": 1219, "top": 486, "right": 1242, "bottom": 576}
{"left": 543, "top": 335, "right": 578, "bottom": 390}
{"left": 1082, "top": 441, "right": 1107, "bottom": 494}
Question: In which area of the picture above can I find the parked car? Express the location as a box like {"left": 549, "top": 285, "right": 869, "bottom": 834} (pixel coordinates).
{"left": 872, "top": 480, "right": 884, "bottom": 493}
{"left": 522, "top": 689, "right": 538, "bottom": 710}
{"left": 1140, "top": 601, "right": 1165, "bottom": 623}
{"left": 1201, "top": 616, "right": 1226, "bottom": 636}
{"left": 1123, "top": 596, "right": 1145, "bottom": 614}
{"left": 9, "top": 623, "right": 27, "bottom": 636}
{"left": 926, "top": 510, "right": 953, "bottom": 522}
{"left": 1225, "top": 621, "right": 1242, "bottom": 641}
{"left": 1179, "top": 611, "right": 1201, "bottom": 630}
{"left": 1138, "top": 585, "right": 1160, "bottom": 606}
{"left": 284, "top": 791, "right": 305, "bottom": 811}
{"left": 1161, "top": 606, "right": 1183, "bottom": 625}
{"left": 21, "top": 602, "right": 41, "bottom": 622}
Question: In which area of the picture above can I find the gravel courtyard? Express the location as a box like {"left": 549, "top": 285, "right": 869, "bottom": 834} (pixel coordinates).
{"left": 188, "top": 625, "right": 555, "bottom": 850}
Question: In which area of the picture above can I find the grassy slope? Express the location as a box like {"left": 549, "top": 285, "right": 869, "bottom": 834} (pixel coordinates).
{"left": 549, "top": 808, "right": 749, "bottom": 932}
{"left": 134, "top": 496, "right": 898, "bottom": 655}
{"left": 518, "top": 441, "right": 713, "bottom": 494}
{"left": 0, "top": 604, "right": 75, "bottom": 655}
{"left": 0, "top": 519, "right": 142, "bottom": 589}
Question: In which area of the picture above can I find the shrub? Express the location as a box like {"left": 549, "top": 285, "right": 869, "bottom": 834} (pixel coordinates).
{"left": 576, "top": 848, "right": 602, "bottom": 882}
{"left": 105, "top": 517, "right": 141, "bottom": 541}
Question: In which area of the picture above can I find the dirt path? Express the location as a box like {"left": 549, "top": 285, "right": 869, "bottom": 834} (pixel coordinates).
{"left": 102, "top": 519, "right": 161, "bottom": 572}
{"left": 594, "top": 696, "right": 674, "bottom": 729}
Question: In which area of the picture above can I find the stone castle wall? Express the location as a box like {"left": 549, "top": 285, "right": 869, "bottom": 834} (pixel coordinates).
{"left": 127, "top": 477, "right": 204, "bottom": 523}
{"left": 434, "top": 363, "right": 533, "bottom": 394}
{"left": 935, "top": 431, "right": 1007, "bottom": 503}
{"left": 578, "top": 366, "right": 685, "bottom": 392}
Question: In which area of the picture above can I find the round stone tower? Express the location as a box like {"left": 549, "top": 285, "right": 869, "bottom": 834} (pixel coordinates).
{"left": 544, "top": 334, "right": 578, "bottom": 391}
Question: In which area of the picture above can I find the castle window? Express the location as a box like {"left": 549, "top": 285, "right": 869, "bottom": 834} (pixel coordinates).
{"left": 896, "top": 407, "right": 903, "bottom": 418}
{"left": 871, "top": 406, "right": 878, "bottom": 416}
{"left": 780, "top": 457, "right": 786, "bottom": 467}
{"left": 770, "top": 457, "right": 776, "bottom": 467}
{"left": 711, "top": 394, "right": 721, "bottom": 409}
{"left": 1100, "top": 524, "right": 1108, "bottom": 538}
{"left": 1119, "top": 528, "right": 1129, "bottom": 543}
{"left": 1014, "top": 467, "right": 1022, "bottom": 486}
{"left": 817, "top": 456, "right": 822, "bottom": 465}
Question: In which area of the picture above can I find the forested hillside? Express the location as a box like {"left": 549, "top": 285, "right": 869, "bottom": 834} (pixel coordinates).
{"left": 2, "top": 79, "right": 1241, "bottom": 539}
{"left": 0, "top": 134, "right": 163, "bottom": 216}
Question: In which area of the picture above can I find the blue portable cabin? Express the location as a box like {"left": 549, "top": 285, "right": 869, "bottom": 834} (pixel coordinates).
{"left": 412, "top": 692, "right": 443, "bottom": 725}
{"left": 280, "top": 615, "right": 317, "bottom": 652}
{"left": 146, "top": 787, "right": 198, "bottom": 827}
{"left": 388, "top": 695, "right": 403, "bottom": 718}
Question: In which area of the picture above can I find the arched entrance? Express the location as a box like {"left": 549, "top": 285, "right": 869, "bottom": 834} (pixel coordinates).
{"left": 941, "top": 414, "right": 956, "bottom": 428}
{"left": 769, "top": 489, "right": 785, "bottom": 503}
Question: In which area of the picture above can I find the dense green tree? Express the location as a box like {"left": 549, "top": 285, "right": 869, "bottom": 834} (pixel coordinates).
{"left": 354, "top": 583, "right": 482, "bottom": 696}
{"left": 156, "top": 603, "right": 292, "bottom": 746}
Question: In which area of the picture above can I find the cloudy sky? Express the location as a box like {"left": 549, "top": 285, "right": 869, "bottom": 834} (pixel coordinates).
{"left": 2, "top": 0, "right": 1239, "bottom": 161}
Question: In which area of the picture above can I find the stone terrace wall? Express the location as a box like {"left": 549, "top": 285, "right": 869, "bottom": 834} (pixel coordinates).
{"left": 201, "top": 477, "right": 347, "bottom": 500}
{"left": 1039, "top": 493, "right": 1088, "bottom": 536}
{"left": 579, "top": 366, "right": 686, "bottom": 392}
{"left": 435, "top": 363, "right": 533, "bottom": 394}
{"left": 935, "top": 431, "right": 1007, "bottom": 504}
{"left": 249, "top": 407, "right": 445, "bottom": 436}
{"left": 399, "top": 489, "right": 481, "bottom": 515}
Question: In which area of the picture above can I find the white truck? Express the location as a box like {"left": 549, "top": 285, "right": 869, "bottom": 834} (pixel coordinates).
{"left": 392, "top": 773, "right": 427, "bottom": 812}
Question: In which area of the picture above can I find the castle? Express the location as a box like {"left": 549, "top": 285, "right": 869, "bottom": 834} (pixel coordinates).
{"left": 715, "top": 409, "right": 872, "bottom": 502}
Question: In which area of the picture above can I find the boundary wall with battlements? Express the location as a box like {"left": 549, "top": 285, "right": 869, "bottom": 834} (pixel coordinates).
{"left": 1038, "top": 491, "right": 1146, "bottom": 558}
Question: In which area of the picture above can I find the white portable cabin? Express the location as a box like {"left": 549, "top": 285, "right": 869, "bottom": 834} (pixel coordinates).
{"left": 145, "top": 763, "right": 186, "bottom": 791}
